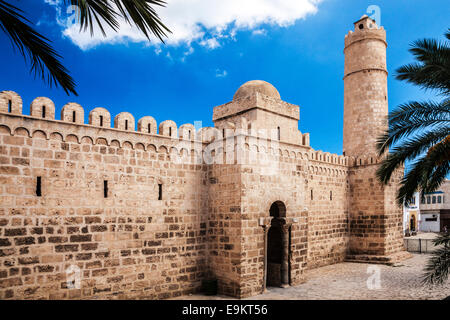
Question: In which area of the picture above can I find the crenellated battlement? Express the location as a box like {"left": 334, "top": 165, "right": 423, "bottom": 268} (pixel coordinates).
{"left": 0, "top": 111, "right": 353, "bottom": 179}
{"left": 0, "top": 90, "right": 374, "bottom": 171}
{"left": 344, "top": 27, "right": 386, "bottom": 49}
{"left": 309, "top": 150, "right": 348, "bottom": 166}
{"left": 348, "top": 154, "right": 382, "bottom": 167}
{"left": 0, "top": 90, "right": 198, "bottom": 142}
{"left": 344, "top": 15, "right": 386, "bottom": 49}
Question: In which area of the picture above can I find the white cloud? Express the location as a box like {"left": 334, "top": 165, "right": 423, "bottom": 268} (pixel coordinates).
{"left": 252, "top": 29, "right": 267, "bottom": 36}
{"left": 199, "top": 38, "right": 221, "bottom": 50}
{"left": 215, "top": 69, "right": 228, "bottom": 78}
{"left": 44, "top": 0, "right": 61, "bottom": 5}
{"left": 184, "top": 46, "right": 195, "bottom": 56}
{"left": 47, "top": 0, "right": 322, "bottom": 50}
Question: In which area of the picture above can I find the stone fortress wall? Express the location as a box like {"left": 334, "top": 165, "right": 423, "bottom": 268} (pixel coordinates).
{"left": 0, "top": 92, "right": 210, "bottom": 299}
{"left": 0, "top": 88, "right": 358, "bottom": 299}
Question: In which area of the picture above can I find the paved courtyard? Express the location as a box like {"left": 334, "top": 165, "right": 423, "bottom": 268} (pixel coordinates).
{"left": 407, "top": 232, "right": 440, "bottom": 240}
{"left": 174, "top": 254, "right": 450, "bottom": 300}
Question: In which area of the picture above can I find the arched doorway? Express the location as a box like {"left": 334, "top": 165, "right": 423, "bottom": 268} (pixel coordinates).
{"left": 267, "top": 218, "right": 283, "bottom": 286}
{"left": 410, "top": 214, "right": 416, "bottom": 231}
{"left": 270, "top": 201, "right": 286, "bottom": 218}
{"left": 266, "top": 201, "right": 289, "bottom": 288}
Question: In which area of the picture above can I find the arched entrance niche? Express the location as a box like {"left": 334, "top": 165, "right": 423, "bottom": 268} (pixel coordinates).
{"left": 270, "top": 201, "right": 286, "bottom": 218}
{"left": 266, "top": 201, "right": 290, "bottom": 288}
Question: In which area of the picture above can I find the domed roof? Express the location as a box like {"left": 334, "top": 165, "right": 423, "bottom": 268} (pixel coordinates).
{"left": 233, "top": 80, "right": 281, "bottom": 101}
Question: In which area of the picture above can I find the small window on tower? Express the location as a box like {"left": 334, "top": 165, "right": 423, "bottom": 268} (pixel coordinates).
{"left": 72, "top": 111, "right": 76, "bottom": 122}
{"left": 158, "top": 184, "right": 163, "bottom": 200}
{"left": 330, "top": 191, "right": 332, "bottom": 201}
{"left": 99, "top": 115, "right": 103, "bottom": 127}
{"left": 42, "top": 105, "right": 46, "bottom": 118}
{"left": 125, "top": 120, "right": 128, "bottom": 130}
{"left": 104, "top": 180, "right": 108, "bottom": 198}
{"left": 277, "top": 127, "right": 281, "bottom": 140}
{"left": 359, "top": 24, "right": 364, "bottom": 30}
{"left": 8, "top": 100, "right": 11, "bottom": 113}
{"left": 311, "top": 189, "right": 314, "bottom": 201}
{"left": 148, "top": 123, "right": 151, "bottom": 133}
{"left": 36, "top": 177, "right": 42, "bottom": 197}
{"left": 169, "top": 127, "right": 172, "bottom": 137}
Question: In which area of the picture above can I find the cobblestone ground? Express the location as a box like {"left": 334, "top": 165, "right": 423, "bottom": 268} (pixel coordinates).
{"left": 174, "top": 254, "right": 450, "bottom": 300}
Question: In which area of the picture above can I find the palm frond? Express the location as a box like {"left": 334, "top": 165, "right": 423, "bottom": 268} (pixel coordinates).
{"left": 410, "top": 38, "right": 443, "bottom": 63}
{"left": 67, "top": 0, "right": 170, "bottom": 41}
{"left": 421, "top": 136, "right": 450, "bottom": 193}
{"left": 379, "top": 29, "right": 450, "bottom": 287}
{"left": 377, "top": 100, "right": 450, "bottom": 155}
{"left": 422, "top": 233, "right": 450, "bottom": 285}
{"left": 388, "top": 99, "right": 450, "bottom": 125}
{"left": 422, "top": 160, "right": 449, "bottom": 193}
{"left": 0, "top": 0, "right": 77, "bottom": 95}
{"left": 68, "top": 0, "right": 118, "bottom": 37}
{"left": 112, "top": 0, "right": 170, "bottom": 42}
{"left": 376, "top": 125, "right": 450, "bottom": 185}
{"left": 396, "top": 37, "right": 450, "bottom": 94}
{"left": 397, "top": 162, "right": 441, "bottom": 207}
{"left": 394, "top": 137, "right": 450, "bottom": 206}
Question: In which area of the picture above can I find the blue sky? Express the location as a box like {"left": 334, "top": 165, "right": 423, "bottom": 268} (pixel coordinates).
{"left": 0, "top": 0, "right": 449, "bottom": 155}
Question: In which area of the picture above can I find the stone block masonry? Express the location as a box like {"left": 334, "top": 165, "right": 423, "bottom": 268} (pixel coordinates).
{"left": 0, "top": 112, "right": 209, "bottom": 299}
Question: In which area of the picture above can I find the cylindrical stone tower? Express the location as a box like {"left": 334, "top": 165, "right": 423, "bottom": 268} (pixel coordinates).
{"left": 343, "top": 15, "right": 388, "bottom": 158}
{"left": 344, "top": 16, "right": 410, "bottom": 263}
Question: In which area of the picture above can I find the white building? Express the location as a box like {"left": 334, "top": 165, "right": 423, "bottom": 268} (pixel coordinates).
{"left": 403, "top": 192, "right": 420, "bottom": 233}
{"left": 403, "top": 180, "right": 450, "bottom": 233}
